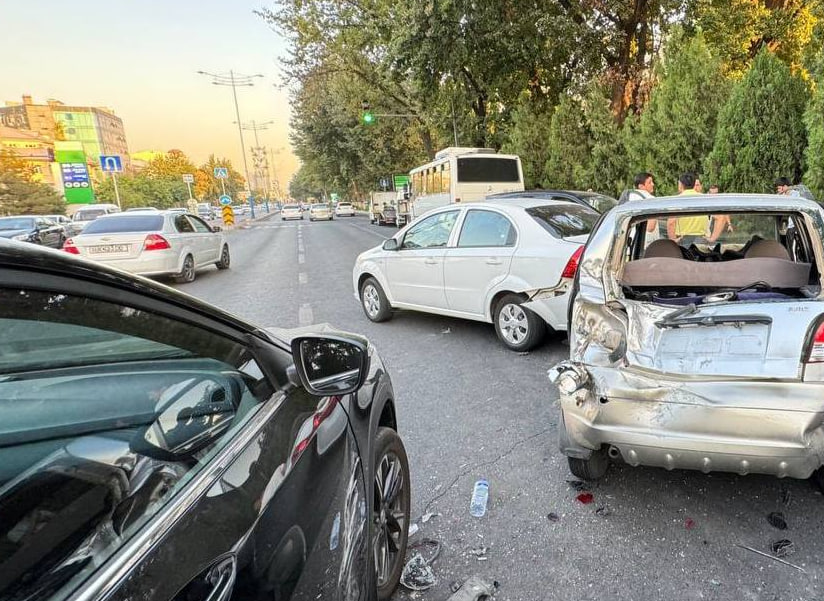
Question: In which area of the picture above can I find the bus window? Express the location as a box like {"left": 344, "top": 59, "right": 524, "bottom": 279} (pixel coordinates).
{"left": 457, "top": 157, "right": 520, "bottom": 183}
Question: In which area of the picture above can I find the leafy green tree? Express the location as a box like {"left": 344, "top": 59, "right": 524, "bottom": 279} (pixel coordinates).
{"left": 0, "top": 173, "right": 65, "bottom": 215}
{"left": 706, "top": 48, "right": 809, "bottom": 192}
{"left": 631, "top": 32, "right": 730, "bottom": 195}
{"left": 143, "top": 149, "right": 197, "bottom": 180}
{"left": 544, "top": 95, "right": 590, "bottom": 189}
{"left": 803, "top": 55, "right": 824, "bottom": 199}
{"left": 95, "top": 174, "right": 189, "bottom": 209}
{"left": 582, "top": 85, "right": 630, "bottom": 195}
{"left": 501, "top": 98, "right": 554, "bottom": 188}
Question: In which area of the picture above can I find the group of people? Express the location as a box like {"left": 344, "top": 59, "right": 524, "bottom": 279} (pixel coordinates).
{"left": 621, "top": 171, "right": 800, "bottom": 247}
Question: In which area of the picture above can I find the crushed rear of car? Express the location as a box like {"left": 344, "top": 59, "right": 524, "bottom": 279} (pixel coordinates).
{"left": 550, "top": 194, "right": 824, "bottom": 490}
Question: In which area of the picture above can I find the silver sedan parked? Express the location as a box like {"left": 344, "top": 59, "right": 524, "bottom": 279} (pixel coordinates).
{"left": 63, "top": 211, "right": 230, "bottom": 283}
{"left": 551, "top": 194, "right": 824, "bottom": 491}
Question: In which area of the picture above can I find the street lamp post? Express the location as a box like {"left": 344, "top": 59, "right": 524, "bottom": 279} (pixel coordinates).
{"left": 197, "top": 69, "right": 262, "bottom": 216}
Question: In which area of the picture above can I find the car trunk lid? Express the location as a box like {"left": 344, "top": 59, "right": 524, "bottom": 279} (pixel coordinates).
{"left": 72, "top": 233, "right": 154, "bottom": 260}
{"left": 622, "top": 299, "right": 824, "bottom": 379}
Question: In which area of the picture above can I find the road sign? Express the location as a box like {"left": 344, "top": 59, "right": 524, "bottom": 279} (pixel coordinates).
{"left": 222, "top": 205, "right": 235, "bottom": 226}
{"left": 219, "top": 194, "right": 232, "bottom": 206}
{"left": 393, "top": 174, "right": 410, "bottom": 190}
{"left": 214, "top": 167, "right": 229, "bottom": 179}
{"left": 379, "top": 178, "right": 389, "bottom": 190}
{"left": 182, "top": 173, "right": 194, "bottom": 183}
{"left": 99, "top": 155, "right": 123, "bottom": 173}
{"left": 330, "top": 192, "right": 339, "bottom": 202}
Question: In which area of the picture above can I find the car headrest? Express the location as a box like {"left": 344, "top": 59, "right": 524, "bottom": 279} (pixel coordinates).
{"left": 745, "top": 240, "right": 790, "bottom": 260}
{"left": 644, "top": 239, "right": 683, "bottom": 259}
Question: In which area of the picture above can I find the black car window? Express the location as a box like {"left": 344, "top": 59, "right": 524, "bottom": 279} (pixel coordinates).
{"left": 526, "top": 205, "right": 599, "bottom": 238}
{"left": 0, "top": 218, "right": 35, "bottom": 230}
{"left": 82, "top": 215, "right": 165, "bottom": 234}
{"left": 175, "top": 215, "right": 196, "bottom": 233}
{"left": 187, "top": 216, "right": 212, "bottom": 233}
{"left": 0, "top": 288, "right": 270, "bottom": 601}
{"left": 401, "top": 210, "right": 459, "bottom": 249}
{"left": 458, "top": 210, "right": 517, "bottom": 247}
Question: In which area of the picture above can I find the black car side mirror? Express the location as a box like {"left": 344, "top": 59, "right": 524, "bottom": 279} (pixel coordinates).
{"left": 291, "top": 335, "right": 369, "bottom": 396}
{"left": 212, "top": 225, "right": 222, "bottom": 232}
{"left": 383, "top": 238, "right": 399, "bottom": 251}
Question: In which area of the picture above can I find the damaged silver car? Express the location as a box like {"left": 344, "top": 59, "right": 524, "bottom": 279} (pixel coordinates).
{"left": 550, "top": 194, "right": 824, "bottom": 490}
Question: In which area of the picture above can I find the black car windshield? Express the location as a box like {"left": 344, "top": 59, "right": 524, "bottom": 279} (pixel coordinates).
{"left": 527, "top": 204, "right": 599, "bottom": 238}
{"left": 0, "top": 218, "right": 35, "bottom": 231}
{"left": 74, "top": 209, "right": 107, "bottom": 221}
{"left": 83, "top": 215, "right": 165, "bottom": 234}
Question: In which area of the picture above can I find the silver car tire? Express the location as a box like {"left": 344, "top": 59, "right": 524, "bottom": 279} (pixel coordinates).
{"left": 360, "top": 277, "right": 392, "bottom": 322}
{"left": 493, "top": 294, "right": 546, "bottom": 351}
{"left": 216, "top": 245, "right": 230, "bottom": 270}
{"left": 175, "top": 255, "right": 196, "bottom": 284}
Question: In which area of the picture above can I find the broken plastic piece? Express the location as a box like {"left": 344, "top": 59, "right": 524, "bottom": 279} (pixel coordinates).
{"left": 445, "top": 575, "right": 499, "bottom": 601}
{"left": 441, "top": 327, "right": 451, "bottom": 334}
{"left": 400, "top": 553, "right": 436, "bottom": 591}
{"left": 468, "top": 546, "right": 488, "bottom": 559}
{"left": 576, "top": 492, "right": 594, "bottom": 504}
{"left": 408, "top": 523, "right": 419, "bottom": 537}
{"left": 595, "top": 506, "right": 612, "bottom": 517}
{"left": 767, "top": 512, "right": 788, "bottom": 530}
{"left": 547, "top": 512, "right": 560, "bottom": 522}
{"left": 736, "top": 543, "right": 806, "bottom": 573}
{"left": 566, "top": 480, "right": 588, "bottom": 491}
{"left": 685, "top": 518, "right": 696, "bottom": 530}
{"left": 421, "top": 512, "right": 438, "bottom": 524}
{"left": 771, "top": 539, "right": 795, "bottom": 558}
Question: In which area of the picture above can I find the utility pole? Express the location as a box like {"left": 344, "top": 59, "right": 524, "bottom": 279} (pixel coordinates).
{"left": 197, "top": 69, "right": 262, "bottom": 217}
{"left": 236, "top": 119, "right": 274, "bottom": 212}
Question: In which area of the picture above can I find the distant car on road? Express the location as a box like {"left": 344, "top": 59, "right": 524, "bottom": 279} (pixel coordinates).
{"left": 281, "top": 203, "right": 304, "bottom": 220}
{"left": 309, "top": 203, "right": 334, "bottom": 221}
{"left": 45, "top": 214, "right": 73, "bottom": 229}
{"left": 63, "top": 211, "right": 230, "bottom": 283}
{"left": 551, "top": 194, "right": 824, "bottom": 491}
{"left": 196, "top": 202, "right": 215, "bottom": 220}
{"left": 335, "top": 202, "right": 356, "bottom": 217}
{"left": 0, "top": 215, "right": 65, "bottom": 248}
{"left": 354, "top": 198, "right": 598, "bottom": 351}
{"left": 0, "top": 240, "right": 410, "bottom": 601}
{"left": 487, "top": 189, "right": 618, "bottom": 214}
{"left": 66, "top": 203, "right": 120, "bottom": 236}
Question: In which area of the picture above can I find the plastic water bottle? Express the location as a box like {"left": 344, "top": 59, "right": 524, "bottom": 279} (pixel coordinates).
{"left": 470, "top": 479, "right": 489, "bottom": 517}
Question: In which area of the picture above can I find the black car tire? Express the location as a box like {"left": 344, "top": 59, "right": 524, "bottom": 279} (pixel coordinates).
{"left": 493, "top": 294, "right": 546, "bottom": 351}
{"left": 175, "top": 255, "right": 196, "bottom": 284}
{"left": 813, "top": 467, "right": 824, "bottom": 493}
{"left": 372, "top": 427, "right": 410, "bottom": 601}
{"left": 216, "top": 245, "right": 230, "bottom": 270}
{"left": 360, "top": 277, "right": 392, "bottom": 322}
{"left": 567, "top": 449, "right": 609, "bottom": 480}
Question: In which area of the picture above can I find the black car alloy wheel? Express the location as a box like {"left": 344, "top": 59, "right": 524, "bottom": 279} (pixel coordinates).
{"left": 372, "top": 427, "right": 410, "bottom": 600}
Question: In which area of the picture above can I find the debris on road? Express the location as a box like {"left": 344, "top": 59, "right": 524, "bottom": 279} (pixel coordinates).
{"left": 400, "top": 539, "right": 441, "bottom": 591}
{"left": 441, "top": 327, "right": 451, "bottom": 334}
{"left": 566, "top": 480, "right": 588, "bottom": 492}
{"left": 470, "top": 479, "right": 489, "bottom": 517}
{"left": 445, "top": 576, "right": 499, "bottom": 601}
{"left": 771, "top": 539, "right": 795, "bottom": 558}
{"left": 546, "top": 512, "right": 560, "bottom": 522}
{"left": 468, "top": 546, "right": 489, "bottom": 561}
{"left": 710, "top": 579, "right": 721, "bottom": 587}
{"left": 421, "top": 512, "right": 439, "bottom": 524}
{"left": 780, "top": 489, "right": 792, "bottom": 506}
{"left": 684, "top": 518, "right": 696, "bottom": 530}
{"left": 767, "top": 512, "right": 788, "bottom": 530}
{"left": 735, "top": 544, "right": 806, "bottom": 573}
{"left": 576, "top": 492, "right": 594, "bottom": 505}
{"left": 408, "top": 523, "right": 419, "bottom": 537}
{"left": 594, "top": 506, "right": 612, "bottom": 517}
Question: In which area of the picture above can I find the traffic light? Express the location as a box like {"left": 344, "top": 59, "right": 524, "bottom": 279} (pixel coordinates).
{"left": 361, "top": 100, "right": 375, "bottom": 125}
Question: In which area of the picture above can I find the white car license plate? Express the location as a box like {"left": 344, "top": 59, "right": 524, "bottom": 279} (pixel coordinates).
{"left": 89, "top": 244, "right": 130, "bottom": 254}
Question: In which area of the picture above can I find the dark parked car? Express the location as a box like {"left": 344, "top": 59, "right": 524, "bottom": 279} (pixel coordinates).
{"left": 0, "top": 215, "right": 65, "bottom": 248}
{"left": 0, "top": 241, "right": 410, "bottom": 601}
{"left": 487, "top": 189, "right": 618, "bottom": 214}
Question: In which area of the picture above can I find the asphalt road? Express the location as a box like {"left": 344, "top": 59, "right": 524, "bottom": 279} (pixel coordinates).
{"left": 173, "top": 213, "right": 824, "bottom": 601}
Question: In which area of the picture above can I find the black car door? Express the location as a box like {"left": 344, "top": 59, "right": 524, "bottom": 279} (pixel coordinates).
{"left": 0, "top": 277, "right": 368, "bottom": 601}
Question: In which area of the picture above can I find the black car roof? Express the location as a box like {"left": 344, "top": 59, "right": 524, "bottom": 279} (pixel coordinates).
{"left": 0, "top": 240, "right": 256, "bottom": 335}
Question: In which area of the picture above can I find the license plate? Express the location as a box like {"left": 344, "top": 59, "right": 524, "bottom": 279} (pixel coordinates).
{"left": 89, "top": 244, "right": 130, "bottom": 254}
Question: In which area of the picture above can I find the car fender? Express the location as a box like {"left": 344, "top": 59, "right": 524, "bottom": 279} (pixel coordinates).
{"left": 176, "top": 246, "right": 197, "bottom": 271}
{"left": 483, "top": 273, "right": 545, "bottom": 321}
{"left": 353, "top": 260, "right": 394, "bottom": 304}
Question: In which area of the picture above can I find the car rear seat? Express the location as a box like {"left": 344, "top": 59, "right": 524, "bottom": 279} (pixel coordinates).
{"left": 644, "top": 239, "right": 683, "bottom": 259}
{"left": 745, "top": 239, "right": 790, "bottom": 260}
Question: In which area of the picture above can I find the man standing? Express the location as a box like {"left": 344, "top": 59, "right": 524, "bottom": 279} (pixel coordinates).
{"left": 707, "top": 184, "right": 732, "bottom": 243}
{"left": 625, "top": 172, "right": 659, "bottom": 237}
{"left": 667, "top": 172, "right": 706, "bottom": 246}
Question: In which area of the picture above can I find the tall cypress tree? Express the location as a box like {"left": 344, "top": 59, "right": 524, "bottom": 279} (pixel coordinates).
{"left": 501, "top": 97, "right": 554, "bottom": 189}
{"left": 583, "top": 85, "right": 630, "bottom": 196}
{"left": 632, "top": 32, "right": 729, "bottom": 196}
{"left": 706, "top": 48, "right": 809, "bottom": 192}
{"left": 544, "top": 95, "right": 591, "bottom": 190}
{"left": 803, "top": 52, "right": 824, "bottom": 199}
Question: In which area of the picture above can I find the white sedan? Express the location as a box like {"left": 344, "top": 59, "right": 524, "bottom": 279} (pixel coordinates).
{"left": 281, "top": 204, "right": 304, "bottom": 220}
{"left": 63, "top": 211, "right": 230, "bottom": 283}
{"left": 335, "top": 202, "right": 356, "bottom": 217}
{"left": 309, "top": 203, "right": 333, "bottom": 221}
{"left": 352, "top": 198, "right": 597, "bottom": 350}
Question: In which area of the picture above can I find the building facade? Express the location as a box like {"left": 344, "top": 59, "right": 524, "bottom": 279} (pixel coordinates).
{"left": 0, "top": 125, "right": 58, "bottom": 186}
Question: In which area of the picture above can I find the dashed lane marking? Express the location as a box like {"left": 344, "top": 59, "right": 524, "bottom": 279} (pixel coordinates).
{"left": 299, "top": 272, "right": 308, "bottom": 284}
{"left": 298, "top": 303, "right": 314, "bottom": 326}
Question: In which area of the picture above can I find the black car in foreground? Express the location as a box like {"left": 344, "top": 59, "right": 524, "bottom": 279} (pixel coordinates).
{"left": 487, "top": 189, "right": 618, "bottom": 214}
{"left": 0, "top": 240, "right": 410, "bottom": 601}
{"left": 0, "top": 215, "right": 65, "bottom": 248}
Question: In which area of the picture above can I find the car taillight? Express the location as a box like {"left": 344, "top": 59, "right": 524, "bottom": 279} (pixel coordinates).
{"left": 143, "top": 234, "right": 170, "bottom": 251}
{"left": 807, "top": 321, "right": 824, "bottom": 363}
{"left": 63, "top": 238, "right": 79, "bottom": 254}
{"left": 561, "top": 246, "right": 584, "bottom": 279}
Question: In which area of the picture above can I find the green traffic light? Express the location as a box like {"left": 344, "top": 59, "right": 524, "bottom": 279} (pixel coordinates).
{"left": 362, "top": 111, "right": 375, "bottom": 125}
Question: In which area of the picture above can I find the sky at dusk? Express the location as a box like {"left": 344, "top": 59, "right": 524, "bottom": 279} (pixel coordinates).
{"left": 0, "top": 0, "right": 299, "bottom": 188}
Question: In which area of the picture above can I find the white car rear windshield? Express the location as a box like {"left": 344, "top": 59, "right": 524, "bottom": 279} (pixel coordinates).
{"left": 74, "top": 210, "right": 107, "bottom": 221}
{"left": 284, "top": 205, "right": 300, "bottom": 210}
{"left": 527, "top": 205, "right": 599, "bottom": 238}
{"left": 83, "top": 215, "right": 165, "bottom": 234}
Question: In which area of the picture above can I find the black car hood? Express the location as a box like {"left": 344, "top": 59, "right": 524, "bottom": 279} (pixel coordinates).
{"left": 0, "top": 229, "right": 33, "bottom": 239}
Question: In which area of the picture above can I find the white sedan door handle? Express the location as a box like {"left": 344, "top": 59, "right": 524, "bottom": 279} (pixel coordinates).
{"left": 424, "top": 258, "right": 438, "bottom": 265}
{"left": 485, "top": 258, "right": 502, "bottom": 265}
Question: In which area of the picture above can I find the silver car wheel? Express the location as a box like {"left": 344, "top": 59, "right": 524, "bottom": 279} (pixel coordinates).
{"left": 498, "top": 302, "right": 529, "bottom": 344}
{"left": 373, "top": 452, "right": 405, "bottom": 588}
{"left": 363, "top": 284, "right": 381, "bottom": 318}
